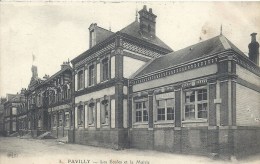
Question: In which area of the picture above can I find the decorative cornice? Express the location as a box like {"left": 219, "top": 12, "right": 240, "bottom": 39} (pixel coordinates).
{"left": 131, "top": 55, "right": 218, "bottom": 85}
{"left": 122, "top": 40, "right": 162, "bottom": 58}
{"left": 234, "top": 51, "right": 260, "bottom": 76}
{"left": 74, "top": 41, "right": 116, "bottom": 69}
{"left": 120, "top": 32, "right": 172, "bottom": 54}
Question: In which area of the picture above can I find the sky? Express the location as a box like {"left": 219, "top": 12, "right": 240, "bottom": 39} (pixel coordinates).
{"left": 0, "top": 1, "right": 260, "bottom": 97}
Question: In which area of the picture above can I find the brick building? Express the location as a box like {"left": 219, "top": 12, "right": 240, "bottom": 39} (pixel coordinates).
{"left": 0, "top": 98, "right": 7, "bottom": 135}
{"left": 24, "top": 62, "right": 73, "bottom": 138}
{"left": 129, "top": 34, "right": 260, "bottom": 157}
{"left": 68, "top": 5, "right": 260, "bottom": 157}
{"left": 3, "top": 5, "right": 259, "bottom": 158}
{"left": 3, "top": 91, "right": 26, "bottom": 136}
{"left": 70, "top": 5, "right": 172, "bottom": 149}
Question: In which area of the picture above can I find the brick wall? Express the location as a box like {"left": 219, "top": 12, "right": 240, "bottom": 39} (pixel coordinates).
{"left": 236, "top": 84, "right": 260, "bottom": 126}
{"left": 128, "top": 127, "right": 260, "bottom": 158}
{"left": 70, "top": 129, "right": 128, "bottom": 150}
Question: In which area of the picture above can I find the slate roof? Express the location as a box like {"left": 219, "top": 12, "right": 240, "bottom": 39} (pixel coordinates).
{"left": 135, "top": 35, "right": 246, "bottom": 77}
{"left": 95, "top": 26, "right": 114, "bottom": 45}
{"left": 120, "top": 21, "right": 173, "bottom": 52}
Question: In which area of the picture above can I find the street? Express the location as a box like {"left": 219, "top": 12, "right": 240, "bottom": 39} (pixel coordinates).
{"left": 0, "top": 137, "right": 259, "bottom": 164}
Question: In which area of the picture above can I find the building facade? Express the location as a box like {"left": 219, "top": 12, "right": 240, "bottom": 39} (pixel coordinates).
{"left": 24, "top": 62, "right": 73, "bottom": 138}
{"left": 68, "top": 5, "right": 260, "bottom": 157}
{"left": 129, "top": 34, "right": 260, "bottom": 157}
{"left": 70, "top": 6, "right": 172, "bottom": 149}
{"left": 3, "top": 5, "right": 259, "bottom": 158}
{"left": 0, "top": 98, "right": 7, "bottom": 135}
{"left": 46, "top": 62, "right": 73, "bottom": 138}
{"left": 3, "top": 91, "right": 26, "bottom": 136}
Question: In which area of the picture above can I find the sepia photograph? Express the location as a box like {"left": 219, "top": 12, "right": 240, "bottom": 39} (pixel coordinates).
{"left": 0, "top": 1, "right": 260, "bottom": 164}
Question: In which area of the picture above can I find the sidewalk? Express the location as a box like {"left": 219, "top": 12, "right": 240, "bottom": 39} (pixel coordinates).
{"left": 0, "top": 137, "right": 259, "bottom": 164}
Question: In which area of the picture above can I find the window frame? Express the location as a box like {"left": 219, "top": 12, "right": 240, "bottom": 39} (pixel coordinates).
{"left": 101, "top": 100, "right": 109, "bottom": 125}
{"left": 156, "top": 98, "right": 175, "bottom": 121}
{"left": 77, "top": 105, "right": 84, "bottom": 126}
{"left": 101, "top": 57, "right": 110, "bottom": 82}
{"left": 88, "top": 102, "right": 95, "bottom": 126}
{"left": 183, "top": 87, "right": 208, "bottom": 121}
{"left": 88, "top": 65, "right": 95, "bottom": 86}
{"left": 77, "top": 70, "right": 84, "bottom": 90}
{"left": 134, "top": 100, "right": 148, "bottom": 123}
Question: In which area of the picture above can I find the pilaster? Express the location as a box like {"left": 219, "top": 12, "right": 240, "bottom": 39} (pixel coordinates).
{"left": 174, "top": 86, "right": 182, "bottom": 127}
{"left": 148, "top": 90, "right": 154, "bottom": 129}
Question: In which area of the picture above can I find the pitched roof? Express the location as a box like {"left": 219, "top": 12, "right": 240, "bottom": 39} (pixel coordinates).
{"left": 95, "top": 26, "right": 114, "bottom": 45}
{"left": 135, "top": 35, "right": 246, "bottom": 77}
{"left": 120, "top": 21, "right": 173, "bottom": 52}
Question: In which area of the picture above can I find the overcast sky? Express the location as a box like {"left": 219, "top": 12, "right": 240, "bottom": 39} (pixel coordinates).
{"left": 0, "top": 1, "right": 260, "bottom": 97}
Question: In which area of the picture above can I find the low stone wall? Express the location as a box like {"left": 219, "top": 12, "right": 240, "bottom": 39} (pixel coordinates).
{"left": 68, "top": 129, "right": 128, "bottom": 150}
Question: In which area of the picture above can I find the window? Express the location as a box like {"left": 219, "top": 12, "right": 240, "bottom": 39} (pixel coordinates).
{"left": 89, "top": 65, "right": 95, "bottom": 86}
{"left": 88, "top": 103, "right": 95, "bottom": 125}
{"left": 38, "top": 116, "right": 42, "bottom": 128}
{"left": 77, "top": 105, "right": 84, "bottom": 126}
{"left": 148, "top": 24, "right": 151, "bottom": 33}
{"left": 101, "top": 100, "right": 109, "bottom": 124}
{"left": 59, "top": 112, "right": 63, "bottom": 127}
{"left": 78, "top": 70, "right": 84, "bottom": 90}
{"left": 156, "top": 99, "right": 175, "bottom": 121}
{"left": 184, "top": 89, "right": 208, "bottom": 120}
{"left": 102, "top": 58, "right": 109, "bottom": 81}
{"left": 135, "top": 101, "right": 148, "bottom": 122}
{"left": 65, "top": 113, "right": 70, "bottom": 127}
{"left": 53, "top": 115, "right": 57, "bottom": 127}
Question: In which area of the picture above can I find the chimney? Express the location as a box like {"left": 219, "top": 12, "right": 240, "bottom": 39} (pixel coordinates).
{"left": 61, "top": 61, "right": 70, "bottom": 70}
{"left": 248, "top": 33, "right": 259, "bottom": 65}
{"left": 20, "top": 88, "right": 26, "bottom": 95}
{"left": 89, "top": 23, "right": 97, "bottom": 48}
{"left": 138, "top": 5, "right": 157, "bottom": 37}
{"left": 31, "top": 65, "right": 38, "bottom": 78}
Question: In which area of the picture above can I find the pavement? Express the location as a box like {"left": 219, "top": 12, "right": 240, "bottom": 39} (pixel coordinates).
{"left": 0, "top": 137, "right": 259, "bottom": 164}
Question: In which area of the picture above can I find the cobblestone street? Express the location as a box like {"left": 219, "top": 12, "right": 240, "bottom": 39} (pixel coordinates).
{"left": 0, "top": 137, "right": 259, "bottom": 164}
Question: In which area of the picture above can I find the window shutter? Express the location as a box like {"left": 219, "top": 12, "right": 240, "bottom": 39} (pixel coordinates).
{"left": 100, "top": 62, "right": 103, "bottom": 82}
{"left": 74, "top": 73, "right": 77, "bottom": 91}
{"left": 133, "top": 101, "right": 136, "bottom": 123}
{"left": 77, "top": 107, "right": 80, "bottom": 125}
{"left": 101, "top": 103, "right": 105, "bottom": 124}
{"left": 88, "top": 107, "right": 93, "bottom": 124}
{"left": 97, "top": 63, "right": 100, "bottom": 83}
{"left": 153, "top": 95, "right": 157, "bottom": 122}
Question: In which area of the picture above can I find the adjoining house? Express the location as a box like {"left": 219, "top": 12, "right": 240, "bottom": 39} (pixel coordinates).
{"left": 3, "top": 91, "right": 26, "bottom": 136}
{"left": 24, "top": 61, "right": 73, "bottom": 138}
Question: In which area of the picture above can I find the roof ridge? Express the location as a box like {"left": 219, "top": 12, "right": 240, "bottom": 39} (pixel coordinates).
{"left": 96, "top": 25, "right": 114, "bottom": 33}
{"left": 173, "top": 35, "right": 221, "bottom": 53}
